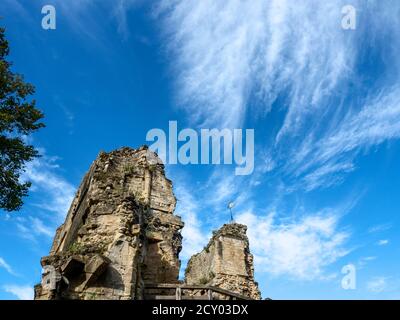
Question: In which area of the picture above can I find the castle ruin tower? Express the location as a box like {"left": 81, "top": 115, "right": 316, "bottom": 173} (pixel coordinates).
{"left": 34, "top": 146, "right": 184, "bottom": 300}
{"left": 184, "top": 223, "right": 261, "bottom": 300}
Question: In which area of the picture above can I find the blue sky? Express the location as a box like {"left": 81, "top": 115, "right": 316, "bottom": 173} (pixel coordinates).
{"left": 1, "top": 0, "right": 400, "bottom": 300}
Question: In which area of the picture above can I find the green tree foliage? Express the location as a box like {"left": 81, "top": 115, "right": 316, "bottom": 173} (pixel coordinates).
{"left": 0, "top": 27, "right": 44, "bottom": 211}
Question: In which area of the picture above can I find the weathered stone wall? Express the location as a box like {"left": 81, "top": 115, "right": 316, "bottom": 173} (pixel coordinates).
{"left": 34, "top": 146, "right": 183, "bottom": 300}
{"left": 185, "top": 223, "right": 261, "bottom": 300}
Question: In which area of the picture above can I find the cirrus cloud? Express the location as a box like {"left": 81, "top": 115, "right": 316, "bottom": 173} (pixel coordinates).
{"left": 237, "top": 210, "right": 350, "bottom": 280}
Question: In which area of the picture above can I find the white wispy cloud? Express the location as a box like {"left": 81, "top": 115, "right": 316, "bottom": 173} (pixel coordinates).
{"left": 0, "top": 257, "right": 17, "bottom": 276}
{"left": 49, "top": 0, "right": 143, "bottom": 43}
{"left": 358, "top": 256, "right": 377, "bottom": 269}
{"left": 30, "top": 217, "right": 54, "bottom": 237}
{"left": 3, "top": 284, "right": 34, "bottom": 300}
{"left": 156, "top": 0, "right": 359, "bottom": 129}
{"left": 21, "top": 153, "right": 75, "bottom": 221}
{"left": 10, "top": 147, "right": 76, "bottom": 243}
{"left": 237, "top": 209, "right": 350, "bottom": 280}
{"left": 53, "top": 95, "right": 75, "bottom": 135}
{"left": 367, "top": 277, "right": 389, "bottom": 293}
{"left": 377, "top": 239, "right": 389, "bottom": 246}
{"left": 15, "top": 216, "right": 54, "bottom": 242}
{"left": 113, "top": 0, "right": 142, "bottom": 38}
{"left": 286, "top": 87, "right": 400, "bottom": 191}
{"left": 15, "top": 221, "right": 36, "bottom": 242}
{"left": 204, "top": 171, "right": 241, "bottom": 206}
{"left": 368, "top": 223, "right": 392, "bottom": 234}
{"left": 0, "top": 0, "right": 33, "bottom": 22}
{"left": 157, "top": 0, "right": 400, "bottom": 191}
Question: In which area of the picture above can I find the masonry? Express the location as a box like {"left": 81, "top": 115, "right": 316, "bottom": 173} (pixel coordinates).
{"left": 34, "top": 146, "right": 261, "bottom": 300}
{"left": 185, "top": 223, "right": 261, "bottom": 300}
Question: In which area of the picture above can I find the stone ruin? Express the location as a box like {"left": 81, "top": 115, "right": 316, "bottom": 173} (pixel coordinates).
{"left": 185, "top": 223, "right": 261, "bottom": 300}
{"left": 34, "top": 146, "right": 261, "bottom": 300}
